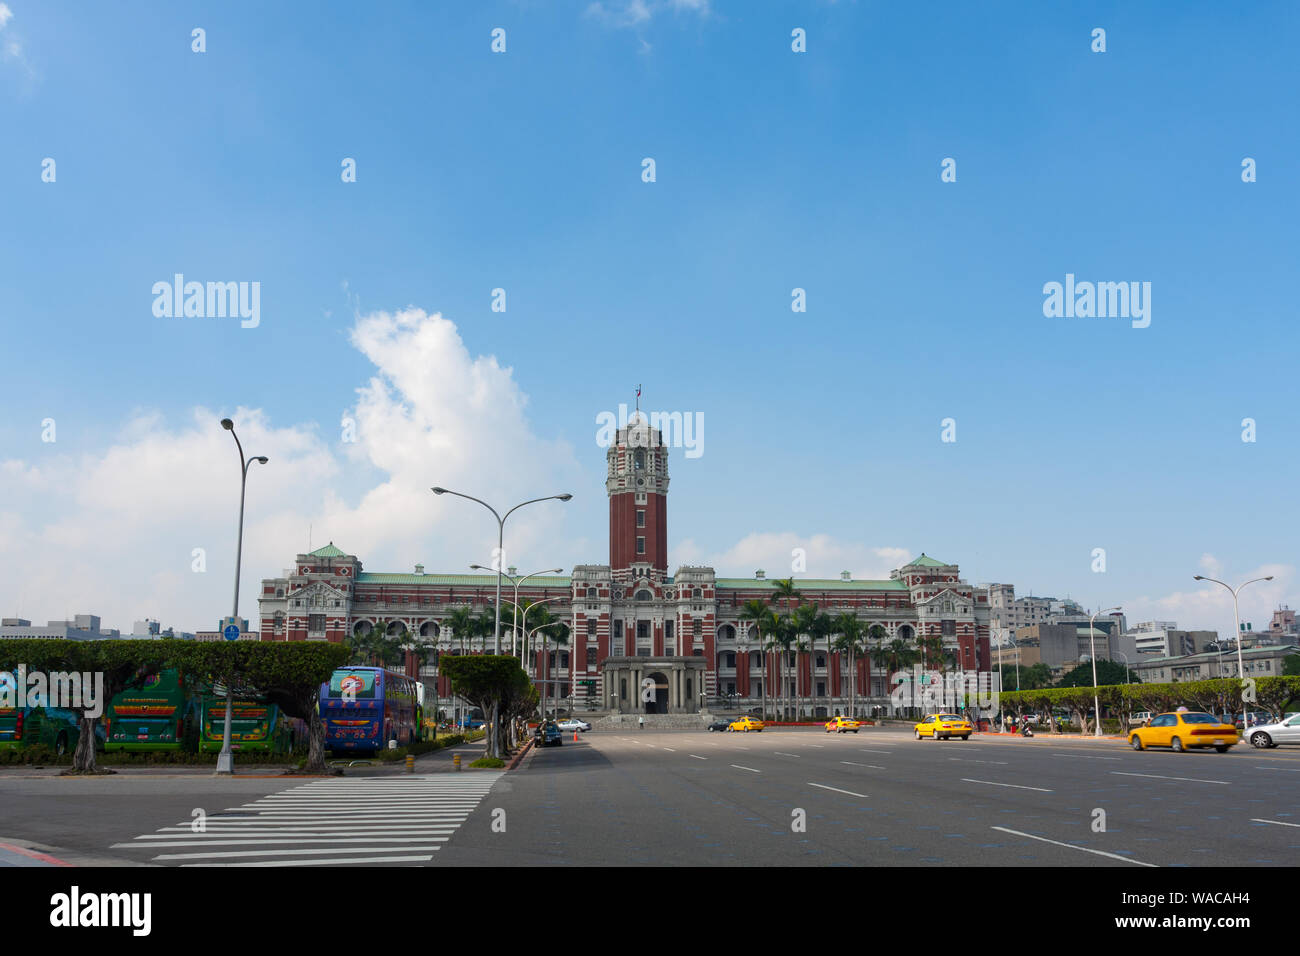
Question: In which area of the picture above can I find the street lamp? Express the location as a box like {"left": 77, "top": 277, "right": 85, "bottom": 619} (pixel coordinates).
{"left": 1194, "top": 574, "right": 1273, "bottom": 687}
{"left": 1089, "top": 605, "right": 1122, "bottom": 737}
{"left": 431, "top": 488, "right": 571, "bottom": 654}
{"left": 217, "top": 418, "right": 268, "bottom": 775}
{"left": 471, "top": 564, "right": 563, "bottom": 657}
{"left": 1115, "top": 650, "right": 1132, "bottom": 684}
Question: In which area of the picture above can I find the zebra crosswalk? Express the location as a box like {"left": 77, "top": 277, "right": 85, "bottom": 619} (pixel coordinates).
{"left": 111, "top": 773, "right": 503, "bottom": 867}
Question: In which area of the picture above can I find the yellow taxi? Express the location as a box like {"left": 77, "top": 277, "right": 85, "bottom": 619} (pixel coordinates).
{"left": 914, "top": 713, "right": 972, "bottom": 740}
{"left": 1128, "top": 711, "right": 1239, "bottom": 753}
{"left": 728, "top": 717, "right": 764, "bottom": 733}
{"left": 825, "top": 716, "right": 861, "bottom": 734}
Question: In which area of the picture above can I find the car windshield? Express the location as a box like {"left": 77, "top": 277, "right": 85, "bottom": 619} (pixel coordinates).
{"left": 939, "top": 715, "right": 962, "bottom": 721}
{"left": 1180, "top": 713, "right": 1218, "bottom": 724}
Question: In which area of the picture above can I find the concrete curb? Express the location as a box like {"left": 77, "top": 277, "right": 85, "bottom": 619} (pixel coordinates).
{"left": 507, "top": 739, "right": 534, "bottom": 772}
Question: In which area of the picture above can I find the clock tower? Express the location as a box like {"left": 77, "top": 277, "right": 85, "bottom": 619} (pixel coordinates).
{"left": 606, "top": 411, "right": 669, "bottom": 575}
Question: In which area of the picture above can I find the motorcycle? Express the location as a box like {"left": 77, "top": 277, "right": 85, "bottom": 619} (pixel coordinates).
{"left": 1020, "top": 723, "right": 1034, "bottom": 738}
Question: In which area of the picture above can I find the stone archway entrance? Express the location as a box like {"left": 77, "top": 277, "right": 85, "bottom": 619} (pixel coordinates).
{"left": 645, "top": 672, "right": 670, "bottom": 713}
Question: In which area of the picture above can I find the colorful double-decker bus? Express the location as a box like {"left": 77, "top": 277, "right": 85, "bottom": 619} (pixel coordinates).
{"left": 199, "top": 694, "right": 298, "bottom": 754}
{"left": 320, "top": 667, "right": 420, "bottom": 754}
{"left": 103, "top": 669, "right": 197, "bottom": 752}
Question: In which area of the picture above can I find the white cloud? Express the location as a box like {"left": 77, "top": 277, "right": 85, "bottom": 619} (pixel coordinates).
{"left": 0, "top": 5, "right": 13, "bottom": 31}
{"left": 673, "top": 532, "right": 910, "bottom": 583}
{"left": 585, "top": 0, "right": 709, "bottom": 29}
{"left": 1121, "top": 561, "right": 1296, "bottom": 635}
{"left": 0, "top": 308, "right": 586, "bottom": 633}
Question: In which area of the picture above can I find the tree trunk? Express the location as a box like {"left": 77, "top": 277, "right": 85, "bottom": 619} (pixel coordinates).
{"left": 70, "top": 715, "right": 98, "bottom": 774}
{"left": 303, "top": 704, "right": 328, "bottom": 773}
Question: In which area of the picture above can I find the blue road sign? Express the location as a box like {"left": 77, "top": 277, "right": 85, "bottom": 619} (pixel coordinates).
{"left": 223, "top": 624, "right": 240, "bottom": 641}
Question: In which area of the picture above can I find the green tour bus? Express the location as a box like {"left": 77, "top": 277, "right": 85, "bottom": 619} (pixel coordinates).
{"left": 103, "top": 668, "right": 199, "bottom": 752}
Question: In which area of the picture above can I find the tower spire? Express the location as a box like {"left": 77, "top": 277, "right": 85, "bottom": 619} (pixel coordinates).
{"left": 635, "top": 383, "right": 641, "bottom": 414}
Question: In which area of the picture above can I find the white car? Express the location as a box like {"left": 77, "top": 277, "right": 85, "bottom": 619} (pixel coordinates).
{"left": 1246, "top": 713, "right": 1300, "bottom": 749}
{"left": 556, "top": 718, "right": 591, "bottom": 733}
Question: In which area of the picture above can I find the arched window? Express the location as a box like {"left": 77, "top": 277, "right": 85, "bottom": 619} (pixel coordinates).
{"left": 634, "top": 449, "right": 646, "bottom": 470}
{"left": 635, "top": 589, "right": 653, "bottom": 601}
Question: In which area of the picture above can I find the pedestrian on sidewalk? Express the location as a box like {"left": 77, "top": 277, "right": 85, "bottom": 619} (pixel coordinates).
{"left": 639, "top": 715, "right": 645, "bottom": 730}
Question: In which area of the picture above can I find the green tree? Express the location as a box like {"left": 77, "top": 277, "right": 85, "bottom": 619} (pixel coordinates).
{"left": 832, "top": 614, "right": 865, "bottom": 718}
{"left": 739, "top": 600, "right": 774, "bottom": 719}
{"left": 1056, "top": 659, "right": 1136, "bottom": 688}
{"left": 1282, "top": 655, "right": 1300, "bottom": 677}
{"left": 441, "top": 655, "right": 530, "bottom": 759}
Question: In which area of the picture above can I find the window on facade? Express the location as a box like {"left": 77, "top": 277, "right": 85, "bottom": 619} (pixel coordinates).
{"left": 636, "top": 510, "right": 645, "bottom": 528}
{"left": 586, "top": 647, "right": 596, "bottom": 668}
{"left": 635, "top": 449, "right": 645, "bottom": 470}
{"left": 586, "top": 619, "right": 597, "bottom": 636}
{"left": 726, "top": 652, "right": 735, "bottom": 667}
{"left": 637, "top": 648, "right": 651, "bottom": 657}
{"left": 637, "top": 620, "right": 649, "bottom": 639}
{"left": 308, "top": 614, "right": 325, "bottom": 633}
{"left": 587, "top": 587, "right": 597, "bottom": 598}
{"left": 614, "top": 620, "right": 623, "bottom": 639}
{"left": 636, "top": 537, "right": 645, "bottom": 555}
{"left": 693, "top": 588, "right": 702, "bottom": 598}
{"left": 665, "top": 620, "right": 674, "bottom": 639}
{"left": 693, "top": 620, "right": 702, "bottom": 638}
{"left": 635, "top": 589, "right": 652, "bottom": 601}
{"left": 941, "top": 620, "right": 956, "bottom": 636}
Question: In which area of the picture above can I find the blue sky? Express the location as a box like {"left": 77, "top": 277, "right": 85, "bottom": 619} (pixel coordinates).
{"left": 2, "top": 1, "right": 1297, "bottom": 635}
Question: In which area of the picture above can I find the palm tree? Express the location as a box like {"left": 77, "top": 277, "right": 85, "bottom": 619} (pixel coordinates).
{"left": 791, "top": 603, "right": 821, "bottom": 719}
{"left": 739, "top": 600, "right": 773, "bottom": 719}
{"left": 764, "top": 614, "right": 792, "bottom": 721}
{"left": 833, "top": 614, "right": 864, "bottom": 718}
{"left": 769, "top": 580, "right": 802, "bottom": 719}
{"left": 873, "top": 638, "right": 918, "bottom": 716}
{"left": 444, "top": 606, "right": 475, "bottom": 657}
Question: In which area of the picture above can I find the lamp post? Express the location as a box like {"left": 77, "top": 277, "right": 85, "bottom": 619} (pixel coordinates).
{"left": 1089, "top": 605, "right": 1122, "bottom": 737}
{"left": 1115, "top": 651, "right": 1132, "bottom": 683}
{"left": 431, "top": 488, "right": 571, "bottom": 654}
{"left": 471, "top": 565, "right": 563, "bottom": 657}
{"left": 217, "top": 418, "right": 268, "bottom": 775}
{"left": 1194, "top": 574, "right": 1273, "bottom": 686}
{"left": 526, "top": 615, "right": 565, "bottom": 720}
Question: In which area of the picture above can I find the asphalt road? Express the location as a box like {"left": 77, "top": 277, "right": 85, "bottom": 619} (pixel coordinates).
{"left": 2, "top": 728, "right": 1297, "bottom": 867}
{"left": 436, "top": 727, "right": 1300, "bottom": 867}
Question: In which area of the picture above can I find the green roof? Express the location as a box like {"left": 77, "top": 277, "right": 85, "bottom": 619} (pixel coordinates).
{"left": 356, "top": 573, "right": 571, "bottom": 587}
{"left": 307, "top": 542, "right": 348, "bottom": 558}
{"left": 905, "top": 553, "right": 949, "bottom": 568}
{"left": 715, "top": 578, "right": 908, "bottom": 591}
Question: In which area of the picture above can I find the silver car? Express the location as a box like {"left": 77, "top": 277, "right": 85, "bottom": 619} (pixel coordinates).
{"left": 1247, "top": 713, "right": 1300, "bottom": 748}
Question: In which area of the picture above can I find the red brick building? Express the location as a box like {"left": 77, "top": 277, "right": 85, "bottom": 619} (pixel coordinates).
{"left": 258, "top": 413, "right": 992, "bottom": 716}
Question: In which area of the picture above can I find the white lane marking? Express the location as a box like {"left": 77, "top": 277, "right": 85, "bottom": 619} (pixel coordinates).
{"left": 689, "top": 754, "right": 708, "bottom": 760}
{"left": 1110, "top": 771, "right": 1229, "bottom": 785}
{"left": 961, "top": 778, "right": 1054, "bottom": 792}
{"left": 809, "top": 783, "right": 869, "bottom": 798}
{"left": 731, "top": 765, "right": 761, "bottom": 773}
{"left": 184, "top": 855, "right": 434, "bottom": 867}
{"left": 1050, "top": 753, "right": 1121, "bottom": 761}
{"left": 840, "top": 761, "right": 886, "bottom": 769}
{"left": 1251, "top": 818, "right": 1300, "bottom": 828}
{"left": 115, "top": 836, "right": 451, "bottom": 848}
{"left": 992, "top": 827, "right": 1157, "bottom": 867}
{"left": 155, "top": 846, "right": 443, "bottom": 861}
{"left": 807, "top": 744, "right": 825, "bottom": 749}
{"left": 774, "top": 752, "right": 801, "bottom": 757}
{"left": 663, "top": 748, "right": 676, "bottom": 752}
{"left": 948, "top": 758, "right": 1008, "bottom": 765}
{"left": 858, "top": 749, "right": 893, "bottom": 754}
{"left": 1255, "top": 767, "right": 1300, "bottom": 772}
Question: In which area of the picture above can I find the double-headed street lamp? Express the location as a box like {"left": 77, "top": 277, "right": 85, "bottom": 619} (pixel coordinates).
{"left": 1194, "top": 574, "right": 1273, "bottom": 685}
{"left": 470, "top": 564, "right": 564, "bottom": 656}
{"left": 1089, "top": 605, "right": 1122, "bottom": 737}
{"left": 217, "top": 418, "right": 268, "bottom": 776}
{"left": 431, "top": 488, "right": 572, "bottom": 653}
